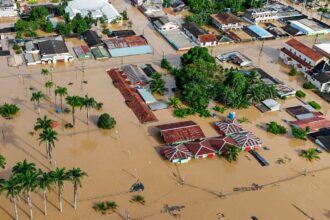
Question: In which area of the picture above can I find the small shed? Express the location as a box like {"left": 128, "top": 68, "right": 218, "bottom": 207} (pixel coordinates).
{"left": 161, "top": 144, "right": 192, "bottom": 164}
{"left": 73, "top": 45, "right": 93, "bottom": 59}
{"left": 262, "top": 99, "right": 280, "bottom": 112}
{"left": 185, "top": 140, "right": 216, "bottom": 159}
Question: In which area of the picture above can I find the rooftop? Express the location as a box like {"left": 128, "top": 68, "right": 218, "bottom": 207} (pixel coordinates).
{"left": 231, "top": 132, "right": 262, "bottom": 148}
{"left": 215, "top": 119, "right": 245, "bottom": 135}
{"left": 0, "top": 0, "right": 14, "bottom": 7}
{"left": 291, "top": 117, "right": 330, "bottom": 131}
{"left": 210, "top": 13, "right": 242, "bottom": 25}
{"left": 285, "top": 38, "right": 324, "bottom": 62}
{"left": 182, "top": 21, "right": 207, "bottom": 36}
{"left": 161, "top": 145, "right": 192, "bottom": 161}
{"left": 83, "top": 30, "right": 102, "bottom": 48}
{"left": 38, "top": 40, "right": 69, "bottom": 55}
{"left": 104, "top": 36, "right": 149, "bottom": 49}
{"left": 246, "top": 25, "right": 274, "bottom": 38}
{"left": 198, "top": 34, "right": 217, "bottom": 43}
{"left": 122, "top": 64, "right": 148, "bottom": 85}
{"left": 65, "top": 0, "right": 121, "bottom": 20}
{"left": 185, "top": 140, "right": 215, "bottom": 156}
{"left": 157, "top": 121, "right": 206, "bottom": 144}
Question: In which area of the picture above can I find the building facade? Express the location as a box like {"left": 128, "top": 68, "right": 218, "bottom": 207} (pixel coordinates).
{"left": 244, "top": 8, "right": 278, "bottom": 23}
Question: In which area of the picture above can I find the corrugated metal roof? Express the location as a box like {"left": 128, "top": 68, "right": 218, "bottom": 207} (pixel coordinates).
{"left": 137, "top": 88, "right": 157, "bottom": 104}
{"left": 108, "top": 45, "right": 153, "bottom": 57}
{"left": 247, "top": 25, "right": 273, "bottom": 38}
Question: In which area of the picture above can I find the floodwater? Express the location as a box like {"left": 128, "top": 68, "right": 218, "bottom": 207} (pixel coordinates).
{"left": 1, "top": 3, "right": 330, "bottom": 220}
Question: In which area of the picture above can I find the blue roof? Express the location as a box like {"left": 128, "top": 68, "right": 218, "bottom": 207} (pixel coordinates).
{"left": 137, "top": 88, "right": 157, "bottom": 104}
{"left": 247, "top": 25, "right": 273, "bottom": 38}
{"left": 108, "top": 45, "right": 153, "bottom": 57}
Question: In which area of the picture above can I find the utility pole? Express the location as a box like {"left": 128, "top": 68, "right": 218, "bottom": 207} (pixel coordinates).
{"left": 259, "top": 40, "right": 265, "bottom": 57}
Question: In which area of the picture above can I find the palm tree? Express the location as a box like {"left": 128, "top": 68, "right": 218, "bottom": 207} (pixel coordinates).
{"left": 55, "top": 86, "right": 68, "bottom": 111}
{"left": 67, "top": 168, "right": 88, "bottom": 209}
{"left": 0, "top": 154, "right": 6, "bottom": 169}
{"left": 318, "top": 5, "right": 329, "bottom": 21}
{"left": 38, "top": 128, "right": 58, "bottom": 164}
{"left": 45, "top": 80, "right": 54, "bottom": 97}
{"left": 66, "top": 96, "right": 83, "bottom": 126}
{"left": 167, "top": 97, "right": 181, "bottom": 109}
{"left": 15, "top": 163, "right": 38, "bottom": 220}
{"left": 12, "top": 159, "right": 37, "bottom": 175}
{"left": 301, "top": 148, "right": 320, "bottom": 162}
{"left": 41, "top": 68, "right": 49, "bottom": 83}
{"left": 37, "top": 169, "right": 54, "bottom": 216}
{"left": 2, "top": 176, "right": 22, "bottom": 220}
{"left": 31, "top": 91, "right": 45, "bottom": 114}
{"left": 34, "top": 116, "right": 52, "bottom": 131}
{"left": 225, "top": 145, "right": 240, "bottom": 162}
{"left": 80, "top": 95, "right": 97, "bottom": 125}
{"left": 50, "top": 167, "right": 68, "bottom": 212}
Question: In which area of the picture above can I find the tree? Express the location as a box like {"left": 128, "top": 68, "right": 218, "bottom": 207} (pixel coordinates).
{"left": 301, "top": 148, "right": 320, "bottom": 162}
{"left": 65, "top": 96, "right": 83, "bottom": 126}
{"left": 38, "top": 127, "right": 58, "bottom": 164}
{"left": 318, "top": 6, "right": 329, "bottom": 21}
{"left": 37, "top": 170, "right": 54, "bottom": 216}
{"left": 1, "top": 176, "right": 22, "bottom": 220}
{"left": 0, "top": 103, "right": 20, "bottom": 119}
{"left": 163, "top": 0, "right": 171, "bottom": 8}
{"left": 30, "top": 7, "right": 48, "bottom": 25}
{"left": 288, "top": 67, "right": 297, "bottom": 76}
{"left": 56, "top": 21, "right": 71, "bottom": 35}
{"left": 43, "top": 20, "right": 54, "bottom": 33}
{"left": 303, "top": 82, "right": 316, "bottom": 89}
{"left": 55, "top": 86, "right": 68, "bottom": 111}
{"left": 121, "top": 10, "right": 129, "bottom": 20}
{"left": 41, "top": 68, "right": 49, "bottom": 83}
{"left": 292, "top": 127, "right": 307, "bottom": 140}
{"left": 45, "top": 80, "right": 54, "bottom": 97}
{"left": 67, "top": 168, "right": 88, "bottom": 209}
{"left": 97, "top": 113, "right": 116, "bottom": 129}
{"left": 161, "top": 58, "right": 172, "bottom": 71}
{"left": 34, "top": 116, "right": 52, "bottom": 131}
{"left": 225, "top": 145, "right": 240, "bottom": 162}
{"left": 267, "top": 122, "right": 287, "bottom": 135}
{"left": 50, "top": 167, "right": 69, "bottom": 212}
{"left": 80, "top": 95, "right": 97, "bottom": 125}
{"left": 181, "top": 47, "right": 215, "bottom": 66}
{"left": 14, "top": 161, "right": 38, "bottom": 220}
{"left": 31, "top": 91, "right": 45, "bottom": 114}
{"left": 150, "top": 72, "right": 166, "bottom": 95}
{"left": 0, "top": 154, "right": 6, "bottom": 169}
{"left": 167, "top": 97, "right": 181, "bottom": 108}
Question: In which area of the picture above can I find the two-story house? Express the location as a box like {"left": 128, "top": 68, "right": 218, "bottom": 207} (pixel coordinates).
{"left": 279, "top": 38, "right": 325, "bottom": 73}
{"left": 244, "top": 8, "right": 278, "bottom": 23}
{"left": 209, "top": 13, "right": 243, "bottom": 30}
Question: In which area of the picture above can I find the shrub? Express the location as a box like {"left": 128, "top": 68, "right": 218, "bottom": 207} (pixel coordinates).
{"left": 197, "top": 109, "right": 211, "bottom": 118}
{"left": 174, "top": 108, "right": 196, "bottom": 118}
{"left": 237, "top": 117, "right": 249, "bottom": 123}
{"left": 295, "top": 90, "right": 306, "bottom": 98}
{"left": 97, "top": 113, "right": 116, "bottom": 129}
{"left": 288, "top": 67, "right": 297, "bottom": 76}
{"left": 132, "top": 195, "right": 145, "bottom": 204}
{"left": 303, "top": 82, "right": 316, "bottom": 89}
{"left": 212, "top": 105, "right": 225, "bottom": 113}
{"left": 292, "top": 127, "right": 307, "bottom": 140}
{"left": 0, "top": 103, "right": 20, "bottom": 119}
{"left": 308, "top": 101, "right": 321, "bottom": 110}
{"left": 13, "top": 44, "right": 20, "bottom": 50}
{"left": 267, "top": 122, "right": 287, "bottom": 135}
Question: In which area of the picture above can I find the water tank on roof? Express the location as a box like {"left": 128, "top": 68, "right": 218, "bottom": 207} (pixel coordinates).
{"left": 228, "top": 112, "right": 236, "bottom": 120}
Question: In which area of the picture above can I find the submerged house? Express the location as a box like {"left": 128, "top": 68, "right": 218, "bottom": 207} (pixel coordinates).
{"left": 161, "top": 144, "right": 192, "bottom": 164}
{"left": 215, "top": 119, "right": 245, "bottom": 136}
{"left": 185, "top": 140, "right": 216, "bottom": 159}
{"left": 156, "top": 121, "right": 205, "bottom": 145}
{"left": 182, "top": 21, "right": 217, "bottom": 47}
{"left": 208, "top": 136, "right": 237, "bottom": 155}
{"left": 231, "top": 132, "right": 262, "bottom": 151}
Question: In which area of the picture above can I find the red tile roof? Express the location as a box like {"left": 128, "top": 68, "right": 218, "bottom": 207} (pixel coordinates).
{"left": 185, "top": 140, "right": 215, "bottom": 157}
{"left": 281, "top": 48, "right": 313, "bottom": 69}
{"left": 285, "top": 38, "right": 324, "bottom": 62}
{"left": 161, "top": 145, "right": 192, "bottom": 162}
{"left": 291, "top": 117, "right": 330, "bottom": 131}
{"left": 232, "top": 132, "right": 262, "bottom": 149}
{"left": 107, "top": 69, "right": 157, "bottom": 123}
{"left": 215, "top": 119, "right": 245, "bottom": 135}
{"left": 198, "top": 34, "right": 217, "bottom": 43}
{"left": 157, "top": 121, "right": 205, "bottom": 144}
{"left": 208, "top": 136, "right": 237, "bottom": 152}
